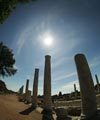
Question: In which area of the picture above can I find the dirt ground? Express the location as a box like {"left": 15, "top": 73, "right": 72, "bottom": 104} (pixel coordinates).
{"left": 0, "top": 94, "right": 43, "bottom": 120}
{"left": 0, "top": 94, "right": 81, "bottom": 120}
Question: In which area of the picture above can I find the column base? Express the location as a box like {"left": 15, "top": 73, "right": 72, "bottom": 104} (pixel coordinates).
{"left": 55, "top": 108, "right": 69, "bottom": 120}
{"left": 79, "top": 111, "right": 100, "bottom": 120}
{"left": 78, "top": 114, "right": 87, "bottom": 120}
{"left": 56, "top": 116, "right": 71, "bottom": 120}
{"left": 42, "top": 108, "right": 54, "bottom": 120}
{"left": 31, "top": 103, "right": 37, "bottom": 109}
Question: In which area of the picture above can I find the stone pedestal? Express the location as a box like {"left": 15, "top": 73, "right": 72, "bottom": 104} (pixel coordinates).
{"left": 32, "top": 68, "right": 39, "bottom": 107}
{"left": 55, "top": 108, "right": 69, "bottom": 120}
{"left": 42, "top": 55, "right": 54, "bottom": 120}
{"left": 95, "top": 74, "right": 100, "bottom": 93}
{"left": 75, "top": 54, "right": 97, "bottom": 120}
{"left": 42, "top": 108, "right": 54, "bottom": 120}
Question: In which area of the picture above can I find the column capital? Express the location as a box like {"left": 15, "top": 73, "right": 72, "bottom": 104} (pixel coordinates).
{"left": 45, "top": 55, "right": 51, "bottom": 59}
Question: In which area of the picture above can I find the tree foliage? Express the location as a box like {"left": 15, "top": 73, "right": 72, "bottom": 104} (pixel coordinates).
{"left": 0, "top": 42, "right": 17, "bottom": 77}
{"left": 0, "top": 0, "right": 37, "bottom": 24}
{"left": 0, "top": 80, "right": 7, "bottom": 92}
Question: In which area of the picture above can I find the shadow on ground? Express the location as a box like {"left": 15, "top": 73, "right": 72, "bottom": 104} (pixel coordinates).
{"left": 19, "top": 105, "right": 36, "bottom": 115}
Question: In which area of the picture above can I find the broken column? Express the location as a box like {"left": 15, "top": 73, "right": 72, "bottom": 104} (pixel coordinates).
{"left": 75, "top": 53, "right": 97, "bottom": 120}
{"left": 74, "top": 84, "right": 77, "bottom": 98}
{"left": 95, "top": 74, "right": 100, "bottom": 93}
{"left": 42, "top": 55, "right": 54, "bottom": 120}
{"left": 32, "top": 68, "right": 39, "bottom": 107}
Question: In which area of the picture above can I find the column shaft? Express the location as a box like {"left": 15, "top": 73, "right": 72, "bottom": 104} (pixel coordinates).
{"left": 74, "top": 84, "right": 77, "bottom": 98}
{"left": 75, "top": 54, "right": 97, "bottom": 119}
{"left": 43, "top": 55, "right": 52, "bottom": 110}
{"left": 32, "top": 68, "right": 39, "bottom": 105}
{"left": 42, "top": 55, "right": 54, "bottom": 120}
{"left": 25, "top": 79, "right": 29, "bottom": 94}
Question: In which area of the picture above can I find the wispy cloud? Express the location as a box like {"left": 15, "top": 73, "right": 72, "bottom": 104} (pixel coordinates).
{"left": 16, "top": 24, "right": 37, "bottom": 55}
{"left": 90, "top": 56, "right": 100, "bottom": 68}
{"left": 16, "top": 19, "right": 81, "bottom": 56}
{"left": 39, "top": 75, "right": 44, "bottom": 81}
{"left": 26, "top": 74, "right": 33, "bottom": 80}
{"left": 61, "top": 80, "right": 80, "bottom": 93}
{"left": 53, "top": 72, "right": 77, "bottom": 81}
{"left": 13, "top": 65, "right": 19, "bottom": 69}
{"left": 52, "top": 80, "right": 80, "bottom": 95}
{"left": 13, "top": 65, "right": 21, "bottom": 74}
{"left": 52, "top": 56, "right": 72, "bottom": 69}
{"left": 38, "top": 87, "right": 43, "bottom": 95}
{"left": 16, "top": 29, "right": 29, "bottom": 55}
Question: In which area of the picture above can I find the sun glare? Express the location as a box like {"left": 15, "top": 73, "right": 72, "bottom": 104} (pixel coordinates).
{"left": 43, "top": 35, "right": 53, "bottom": 46}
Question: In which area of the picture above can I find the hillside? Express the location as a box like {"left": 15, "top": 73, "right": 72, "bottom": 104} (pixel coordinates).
{"left": 0, "top": 80, "right": 16, "bottom": 94}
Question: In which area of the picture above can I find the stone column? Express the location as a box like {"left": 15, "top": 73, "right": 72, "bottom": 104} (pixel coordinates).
{"left": 75, "top": 54, "right": 97, "bottom": 120}
{"left": 25, "top": 79, "right": 29, "bottom": 101}
{"left": 95, "top": 74, "right": 100, "bottom": 93}
{"left": 25, "top": 90, "right": 31, "bottom": 103}
{"left": 32, "top": 68, "right": 39, "bottom": 107}
{"left": 20, "top": 85, "right": 24, "bottom": 94}
{"left": 18, "top": 85, "right": 24, "bottom": 101}
{"left": 25, "top": 79, "right": 29, "bottom": 94}
{"left": 18, "top": 87, "right": 21, "bottom": 95}
{"left": 74, "top": 84, "right": 77, "bottom": 98}
{"left": 42, "top": 55, "right": 54, "bottom": 120}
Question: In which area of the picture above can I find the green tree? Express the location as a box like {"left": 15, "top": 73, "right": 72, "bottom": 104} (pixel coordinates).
{"left": 0, "top": 42, "right": 17, "bottom": 77}
{"left": 0, "top": 0, "right": 37, "bottom": 24}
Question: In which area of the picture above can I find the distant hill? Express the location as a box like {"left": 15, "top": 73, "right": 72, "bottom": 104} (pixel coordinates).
{"left": 0, "top": 80, "right": 16, "bottom": 94}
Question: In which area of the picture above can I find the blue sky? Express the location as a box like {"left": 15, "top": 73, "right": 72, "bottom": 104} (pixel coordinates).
{"left": 0, "top": 0, "right": 100, "bottom": 95}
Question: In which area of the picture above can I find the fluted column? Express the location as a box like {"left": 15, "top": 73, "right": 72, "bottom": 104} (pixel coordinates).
{"left": 32, "top": 68, "right": 39, "bottom": 106}
{"left": 42, "top": 55, "right": 54, "bottom": 120}
{"left": 75, "top": 54, "right": 97, "bottom": 120}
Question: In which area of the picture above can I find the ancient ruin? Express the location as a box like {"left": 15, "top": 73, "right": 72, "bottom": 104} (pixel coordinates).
{"left": 16, "top": 54, "right": 100, "bottom": 120}
{"left": 24, "top": 79, "right": 29, "bottom": 102}
{"left": 25, "top": 90, "right": 31, "bottom": 103}
{"left": 95, "top": 74, "right": 100, "bottom": 93}
{"left": 75, "top": 54, "right": 98, "bottom": 120}
{"left": 32, "top": 68, "right": 39, "bottom": 107}
{"left": 74, "top": 84, "right": 77, "bottom": 98}
{"left": 42, "top": 55, "right": 54, "bottom": 120}
{"left": 18, "top": 85, "right": 24, "bottom": 101}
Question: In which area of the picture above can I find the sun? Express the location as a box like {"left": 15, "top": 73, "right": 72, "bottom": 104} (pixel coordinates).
{"left": 43, "top": 35, "right": 53, "bottom": 46}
